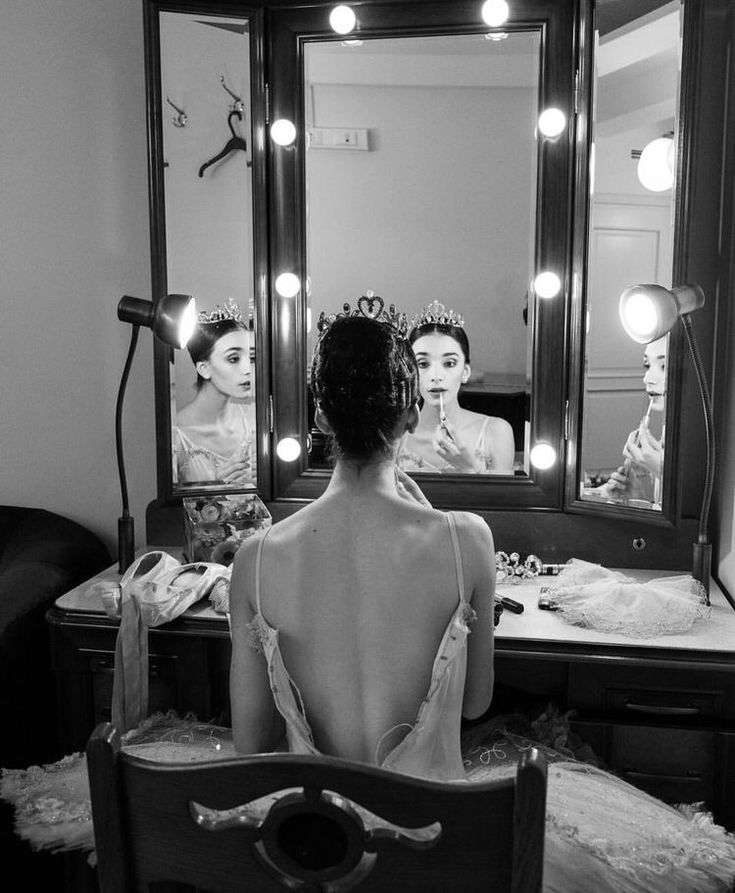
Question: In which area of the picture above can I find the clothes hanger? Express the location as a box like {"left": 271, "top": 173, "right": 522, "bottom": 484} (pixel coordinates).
{"left": 198, "top": 110, "right": 251, "bottom": 178}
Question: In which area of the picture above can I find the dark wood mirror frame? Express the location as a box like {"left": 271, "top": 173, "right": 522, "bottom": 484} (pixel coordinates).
{"left": 269, "top": 0, "right": 576, "bottom": 512}
{"left": 145, "top": 0, "right": 272, "bottom": 503}
{"left": 146, "top": 0, "right": 730, "bottom": 573}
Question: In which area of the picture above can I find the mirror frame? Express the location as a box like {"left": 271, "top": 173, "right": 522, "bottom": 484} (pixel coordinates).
{"left": 269, "top": 0, "right": 578, "bottom": 511}
{"left": 145, "top": 0, "right": 272, "bottom": 503}
{"left": 566, "top": 0, "right": 691, "bottom": 529}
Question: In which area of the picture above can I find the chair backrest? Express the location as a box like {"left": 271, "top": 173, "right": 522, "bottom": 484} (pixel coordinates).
{"left": 86, "top": 722, "right": 546, "bottom": 893}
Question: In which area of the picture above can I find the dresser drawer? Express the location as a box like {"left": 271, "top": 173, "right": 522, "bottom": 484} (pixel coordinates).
{"left": 568, "top": 664, "right": 733, "bottom": 722}
{"left": 571, "top": 720, "right": 717, "bottom": 807}
{"left": 88, "top": 653, "right": 178, "bottom": 725}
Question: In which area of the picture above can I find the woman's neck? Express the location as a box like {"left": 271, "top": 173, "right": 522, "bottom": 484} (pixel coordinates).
{"left": 417, "top": 394, "right": 460, "bottom": 431}
{"left": 190, "top": 385, "right": 230, "bottom": 422}
{"left": 327, "top": 454, "right": 398, "bottom": 495}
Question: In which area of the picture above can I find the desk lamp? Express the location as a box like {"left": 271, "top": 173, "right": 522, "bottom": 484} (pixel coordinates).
{"left": 618, "top": 283, "right": 713, "bottom": 599}
{"left": 116, "top": 294, "right": 196, "bottom": 572}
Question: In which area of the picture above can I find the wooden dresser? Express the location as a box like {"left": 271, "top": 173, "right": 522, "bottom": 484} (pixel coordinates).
{"left": 47, "top": 557, "right": 735, "bottom": 832}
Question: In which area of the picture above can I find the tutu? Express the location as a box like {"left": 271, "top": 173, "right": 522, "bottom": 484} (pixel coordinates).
{"left": 3, "top": 709, "right": 734, "bottom": 892}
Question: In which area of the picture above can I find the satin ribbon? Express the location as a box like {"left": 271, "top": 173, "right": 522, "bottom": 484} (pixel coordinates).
{"left": 89, "top": 552, "right": 230, "bottom": 732}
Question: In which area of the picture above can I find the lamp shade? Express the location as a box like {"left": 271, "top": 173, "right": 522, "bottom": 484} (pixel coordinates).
{"left": 618, "top": 283, "right": 705, "bottom": 343}
{"left": 118, "top": 294, "right": 196, "bottom": 348}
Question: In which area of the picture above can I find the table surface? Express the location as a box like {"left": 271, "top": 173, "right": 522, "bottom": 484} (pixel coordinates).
{"left": 53, "top": 549, "right": 735, "bottom": 657}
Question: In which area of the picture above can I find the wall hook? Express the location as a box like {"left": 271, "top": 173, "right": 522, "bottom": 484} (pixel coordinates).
{"left": 166, "top": 96, "right": 187, "bottom": 128}
{"left": 220, "top": 76, "right": 244, "bottom": 113}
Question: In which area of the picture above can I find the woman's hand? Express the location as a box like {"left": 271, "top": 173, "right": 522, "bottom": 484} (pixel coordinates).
{"left": 622, "top": 424, "right": 663, "bottom": 478}
{"left": 395, "top": 468, "right": 432, "bottom": 507}
{"left": 432, "top": 420, "right": 481, "bottom": 473}
{"left": 217, "top": 452, "right": 252, "bottom": 485}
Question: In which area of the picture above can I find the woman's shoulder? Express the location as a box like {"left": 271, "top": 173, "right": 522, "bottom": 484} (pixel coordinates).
{"left": 447, "top": 509, "right": 494, "bottom": 548}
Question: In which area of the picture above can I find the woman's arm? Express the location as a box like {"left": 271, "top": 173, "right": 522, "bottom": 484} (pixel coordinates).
{"left": 229, "top": 537, "right": 285, "bottom": 753}
{"left": 457, "top": 513, "right": 496, "bottom": 720}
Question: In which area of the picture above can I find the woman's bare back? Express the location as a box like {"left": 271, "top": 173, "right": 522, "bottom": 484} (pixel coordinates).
{"left": 243, "top": 491, "right": 483, "bottom": 763}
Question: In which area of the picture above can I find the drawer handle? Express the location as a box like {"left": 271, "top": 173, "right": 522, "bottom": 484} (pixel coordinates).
{"left": 623, "top": 770, "right": 702, "bottom": 784}
{"left": 623, "top": 700, "right": 700, "bottom": 716}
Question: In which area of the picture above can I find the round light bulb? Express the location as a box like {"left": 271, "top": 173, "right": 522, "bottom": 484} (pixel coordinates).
{"left": 538, "top": 108, "right": 567, "bottom": 138}
{"left": 620, "top": 292, "right": 659, "bottom": 340}
{"left": 276, "top": 437, "right": 302, "bottom": 462}
{"left": 270, "top": 119, "right": 297, "bottom": 146}
{"left": 481, "top": 0, "right": 509, "bottom": 28}
{"left": 637, "top": 137, "right": 675, "bottom": 192}
{"left": 530, "top": 443, "right": 556, "bottom": 470}
{"left": 533, "top": 272, "right": 561, "bottom": 299}
{"left": 177, "top": 298, "right": 198, "bottom": 348}
{"left": 275, "top": 272, "right": 301, "bottom": 298}
{"left": 329, "top": 5, "right": 356, "bottom": 34}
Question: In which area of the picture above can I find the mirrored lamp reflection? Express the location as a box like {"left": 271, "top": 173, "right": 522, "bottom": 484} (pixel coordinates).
{"left": 619, "top": 283, "right": 713, "bottom": 599}
{"left": 637, "top": 136, "right": 675, "bottom": 192}
{"left": 533, "top": 271, "right": 561, "bottom": 299}
{"left": 116, "top": 294, "right": 196, "bottom": 572}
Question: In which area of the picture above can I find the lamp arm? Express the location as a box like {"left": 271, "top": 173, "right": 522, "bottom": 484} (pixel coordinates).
{"left": 115, "top": 325, "right": 140, "bottom": 572}
{"left": 680, "top": 314, "right": 715, "bottom": 544}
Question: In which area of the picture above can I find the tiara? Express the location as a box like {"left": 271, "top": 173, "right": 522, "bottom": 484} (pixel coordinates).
{"left": 410, "top": 299, "right": 465, "bottom": 330}
{"left": 197, "top": 297, "right": 243, "bottom": 325}
{"left": 316, "top": 292, "right": 409, "bottom": 338}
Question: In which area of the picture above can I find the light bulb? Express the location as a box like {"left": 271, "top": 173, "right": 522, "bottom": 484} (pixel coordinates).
{"left": 533, "top": 272, "right": 561, "bottom": 299}
{"left": 329, "top": 5, "right": 356, "bottom": 34}
{"left": 530, "top": 443, "right": 556, "bottom": 470}
{"left": 620, "top": 292, "right": 659, "bottom": 341}
{"left": 270, "top": 119, "right": 297, "bottom": 146}
{"left": 275, "top": 272, "right": 301, "bottom": 298}
{"left": 538, "top": 108, "right": 567, "bottom": 138}
{"left": 276, "top": 437, "right": 302, "bottom": 462}
{"left": 637, "top": 137, "right": 675, "bottom": 192}
{"left": 481, "top": 0, "right": 509, "bottom": 28}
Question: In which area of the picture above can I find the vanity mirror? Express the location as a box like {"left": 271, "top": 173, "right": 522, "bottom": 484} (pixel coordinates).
{"left": 574, "top": 0, "right": 684, "bottom": 522}
{"left": 269, "top": 0, "right": 577, "bottom": 510}
{"left": 146, "top": 1, "right": 269, "bottom": 502}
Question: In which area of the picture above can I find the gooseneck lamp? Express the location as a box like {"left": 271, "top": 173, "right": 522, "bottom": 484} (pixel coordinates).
{"left": 618, "top": 283, "right": 713, "bottom": 599}
{"left": 116, "top": 294, "right": 196, "bottom": 572}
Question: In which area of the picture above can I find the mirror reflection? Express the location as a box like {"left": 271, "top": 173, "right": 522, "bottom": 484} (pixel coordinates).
{"left": 580, "top": 0, "right": 681, "bottom": 510}
{"left": 303, "top": 32, "right": 541, "bottom": 476}
{"left": 159, "top": 11, "right": 257, "bottom": 491}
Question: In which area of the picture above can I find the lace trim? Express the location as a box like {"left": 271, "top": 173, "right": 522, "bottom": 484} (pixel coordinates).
{"left": 245, "top": 613, "right": 271, "bottom": 654}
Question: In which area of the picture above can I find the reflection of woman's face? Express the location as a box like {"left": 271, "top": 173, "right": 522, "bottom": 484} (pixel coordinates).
{"left": 198, "top": 330, "right": 251, "bottom": 399}
{"left": 643, "top": 336, "right": 667, "bottom": 413}
{"left": 410, "top": 332, "right": 469, "bottom": 409}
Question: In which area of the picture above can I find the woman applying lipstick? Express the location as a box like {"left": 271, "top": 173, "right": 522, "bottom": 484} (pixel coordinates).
{"left": 397, "top": 300, "right": 515, "bottom": 474}
{"left": 599, "top": 335, "right": 667, "bottom": 506}
{"left": 173, "top": 298, "right": 256, "bottom": 487}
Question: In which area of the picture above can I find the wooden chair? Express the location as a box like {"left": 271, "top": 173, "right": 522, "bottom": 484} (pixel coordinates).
{"left": 86, "top": 722, "right": 547, "bottom": 893}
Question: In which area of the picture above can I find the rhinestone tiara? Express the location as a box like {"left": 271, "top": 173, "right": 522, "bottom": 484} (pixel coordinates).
{"left": 316, "top": 291, "right": 409, "bottom": 338}
{"left": 197, "top": 297, "right": 243, "bottom": 325}
{"left": 410, "top": 299, "right": 465, "bottom": 330}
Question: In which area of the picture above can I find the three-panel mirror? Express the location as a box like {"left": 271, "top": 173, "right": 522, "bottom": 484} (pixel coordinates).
{"left": 146, "top": 0, "right": 684, "bottom": 525}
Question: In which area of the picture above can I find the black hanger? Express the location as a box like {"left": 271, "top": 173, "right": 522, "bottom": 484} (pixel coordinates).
{"left": 198, "top": 110, "right": 251, "bottom": 178}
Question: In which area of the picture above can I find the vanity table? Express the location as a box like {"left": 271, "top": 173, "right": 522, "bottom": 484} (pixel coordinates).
{"left": 46, "top": 556, "right": 735, "bottom": 830}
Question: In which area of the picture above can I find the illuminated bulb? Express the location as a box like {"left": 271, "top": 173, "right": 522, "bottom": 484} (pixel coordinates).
{"left": 270, "top": 119, "right": 297, "bottom": 146}
{"left": 177, "top": 299, "right": 198, "bottom": 348}
{"left": 538, "top": 108, "right": 567, "bottom": 138}
{"left": 533, "top": 271, "right": 561, "bottom": 299}
{"left": 277, "top": 437, "right": 302, "bottom": 462}
{"left": 637, "top": 137, "right": 675, "bottom": 192}
{"left": 619, "top": 292, "right": 659, "bottom": 341}
{"left": 481, "top": 0, "right": 509, "bottom": 28}
{"left": 329, "top": 5, "right": 356, "bottom": 34}
{"left": 530, "top": 443, "right": 556, "bottom": 470}
{"left": 275, "top": 272, "right": 301, "bottom": 298}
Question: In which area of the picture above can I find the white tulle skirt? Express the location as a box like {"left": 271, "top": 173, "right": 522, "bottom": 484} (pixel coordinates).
{"left": 3, "top": 713, "right": 735, "bottom": 892}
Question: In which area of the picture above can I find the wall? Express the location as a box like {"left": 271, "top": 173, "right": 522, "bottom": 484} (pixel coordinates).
{"left": 0, "top": 0, "right": 153, "bottom": 557}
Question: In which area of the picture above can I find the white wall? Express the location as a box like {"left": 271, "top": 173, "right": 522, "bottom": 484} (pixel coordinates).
{"left": 0, "top": 0, "right": 153, "bottom": 557}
